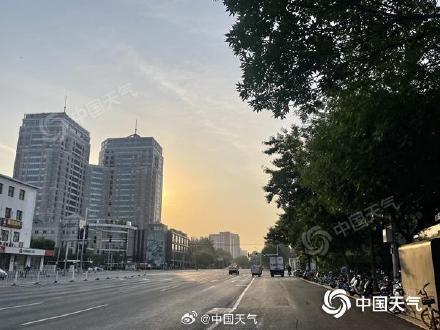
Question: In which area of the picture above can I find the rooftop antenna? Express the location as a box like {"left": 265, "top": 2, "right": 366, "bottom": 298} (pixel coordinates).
{"left": 63, "top": 95, "right": 67, "bottom": 113}
{"left": 135, "top": 119, "right": 138, "bottom": 135}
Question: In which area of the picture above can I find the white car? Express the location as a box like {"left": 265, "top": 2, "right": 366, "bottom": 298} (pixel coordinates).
{"left": 0, "top": 268, "right": 8, "bottom": 279}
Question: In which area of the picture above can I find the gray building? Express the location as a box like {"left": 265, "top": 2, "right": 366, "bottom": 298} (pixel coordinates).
{"left": 209, "top": 232, "right": 241, "bottom": 259}
{"left": 166, "top": 229, "right": 189, "bottom": 269}
{"left": 96, "top": 133, "right": 163, "bottom": 261}
{"left": 86, "top": 218, "right": 137, "bottom": 266}
{"left": 83, "top": 165, "right": 111, "bottom": 220}
{"left": 13, "top": 113, "right": 90, "bottom": 246}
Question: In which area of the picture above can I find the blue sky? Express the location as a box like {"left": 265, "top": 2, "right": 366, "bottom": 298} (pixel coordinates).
{"left": 0, "top": 0, "right": 294, "bottom": 250}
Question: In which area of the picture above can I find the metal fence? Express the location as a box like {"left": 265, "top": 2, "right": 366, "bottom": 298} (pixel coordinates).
{"left": 0, "top": 269, "right": 140, "bottom": 286}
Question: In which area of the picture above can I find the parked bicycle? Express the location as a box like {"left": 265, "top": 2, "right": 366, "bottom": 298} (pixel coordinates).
{"left": 419, "top": 282, "right": 440, "bottom": 330}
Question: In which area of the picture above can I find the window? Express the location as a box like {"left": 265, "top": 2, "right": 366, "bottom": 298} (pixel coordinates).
{"left": 13, "top": 232, "right": 19, "bottom": 242}
{"left": 16, "top": 210, "right": 23, "bottom": 221}
{"left": 5, "top": 207, "right": 12, "bottom": 218}
{"left": 0, "top": 183, "right": 3, "bottom": 194}
{"left": 19, "top": 189, "right": 25, "bottom": 200}
{"left": 8, "top": 186, "right": 14, "bottom": 197}
{"left": 1, "top": 230, "right": 8, "bottom": 242}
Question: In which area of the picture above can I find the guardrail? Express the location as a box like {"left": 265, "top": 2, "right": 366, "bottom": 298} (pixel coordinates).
{"left": 0, "top": 269, "right": 146, "bottom": 286}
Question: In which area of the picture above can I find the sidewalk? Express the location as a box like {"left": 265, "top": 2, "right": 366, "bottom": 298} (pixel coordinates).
{"left": 299, "top": 277, "right": 426, "bottom": 329}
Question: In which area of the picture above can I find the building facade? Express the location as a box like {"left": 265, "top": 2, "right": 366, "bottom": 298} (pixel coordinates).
{"left": 209, "top": 232, "right": 241, "bottom": 259}
{"left": 166, "top": 229, "right": 189, "bottom": 268}
{"left": 13, "top": 113, "right": 90, "bottom": 246}
{"left": 86, "top": 219, "right": 137, "bottom": 262}
{"left": 0, "top": 174, "right": 48, "bottom": 271}
{"left": 97, "top": 134, "right": 163, "bottom": 261}
{"left": 142, "top": 223, "right": 168, "bottom": 268}
{"left": 83, "top": 164, "right": 111, "bottom": 220}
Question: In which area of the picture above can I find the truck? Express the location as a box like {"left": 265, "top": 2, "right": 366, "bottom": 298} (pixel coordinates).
{"left": 251, "top": 264, "right": 263, "bottom": 277}
{"left": 269, "top": 256, "right": 284, "bottom": 277}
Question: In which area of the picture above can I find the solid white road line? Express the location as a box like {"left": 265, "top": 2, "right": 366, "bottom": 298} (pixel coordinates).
{"left": 207, "top": 277, "right": 255, "bottom": 330}
{"left": 0, "top": 302, "right": 43, "bottom": 311}
{"left": 20, "top": 304, "right": 108, "bottom": 326}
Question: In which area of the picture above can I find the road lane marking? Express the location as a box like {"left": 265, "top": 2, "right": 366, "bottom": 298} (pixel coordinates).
{"left": 0, "top": 302, "right": 43, "bottom": 311}
{"left": 207, "top": 277, "right": 255, "bottom": 330}
{"left": 20, "top": 304, "right": 108, "bottom": 326}
{"left": 202, "top": 285, "right": 216, "bottom": 292}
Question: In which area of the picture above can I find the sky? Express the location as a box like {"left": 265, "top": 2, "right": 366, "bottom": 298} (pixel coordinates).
{"left": 0, "top": 0, "right": 294, "bottom": 252}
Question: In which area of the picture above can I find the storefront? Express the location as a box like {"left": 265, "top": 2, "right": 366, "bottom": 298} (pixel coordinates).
{"left": 0, "top": 246, "right": 53, "bottom": 271}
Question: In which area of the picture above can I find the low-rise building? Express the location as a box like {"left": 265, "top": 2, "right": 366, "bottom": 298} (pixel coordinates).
{"left": 166, "top": 229, "right": 189, "bottom": 268}
{"left": 86, "top": 218, "right": 137, "bottom": 263}
{"left": 0, "top": 174, "right": 50, "bottom": 271}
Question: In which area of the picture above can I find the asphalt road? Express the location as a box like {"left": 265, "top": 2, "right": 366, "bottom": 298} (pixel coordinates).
{"left": 0, "top": 270, "right": 421, "bottom": 330}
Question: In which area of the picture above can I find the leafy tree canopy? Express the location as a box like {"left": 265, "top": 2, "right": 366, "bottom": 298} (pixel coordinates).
{"left": 223, "top": 0, "right": 440, "bottom": 118}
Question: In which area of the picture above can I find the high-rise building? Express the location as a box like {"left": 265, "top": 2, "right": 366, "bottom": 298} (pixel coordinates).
{"left": 13, "top": 113, "right": 90, "bottom": 245}
{"left": 94, "top": 133, "right": 163, "bottom": 261}
{"left": 209, "top": 231, "right": 241, "bottom": 259}
{"left": 83, "top": 164, "right": 111, "bottom": 220}
{"left": 98, "top": 133, "right": 163, "bottom": 228}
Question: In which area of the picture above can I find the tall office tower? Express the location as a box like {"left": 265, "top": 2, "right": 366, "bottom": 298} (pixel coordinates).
{"left": 209, "top": 232, "right": 241, "bottom": 259}
{"left": 83, "top": 164, "right": 111, "bottom": 220}
{"left": 98, "top": 133, "right": 163, "bottom": 261}
{"left": 13, "top": 113, "right": 90, "bottom": 245}
{"left": 98, "top": 133, "right": 163, "bottom": 229}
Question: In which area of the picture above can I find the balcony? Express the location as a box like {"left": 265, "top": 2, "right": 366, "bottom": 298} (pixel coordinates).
{"left": 0, "top": 218, "right": 23, "bottom": 229}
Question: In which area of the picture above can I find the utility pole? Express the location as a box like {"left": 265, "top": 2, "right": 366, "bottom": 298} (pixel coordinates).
{"left": 64, "top": 243, "right": 69, "bottom": 271}
{"left": 390, "top": 217, "right": 400, "bottom": 280}
{"left": 80, "top": 208, "right": 88, "bottom": 272}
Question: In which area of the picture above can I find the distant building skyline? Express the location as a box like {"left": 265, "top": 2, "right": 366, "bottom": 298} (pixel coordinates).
{"left": 209, "top": 231, "right": 241, "bottom": 259}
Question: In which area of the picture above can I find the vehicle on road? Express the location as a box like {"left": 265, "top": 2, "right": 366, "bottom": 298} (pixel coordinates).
{"left": 0, "top": 268, "right": 8, "bottom": 279}
{"left": 88, "top": 266, "right": 104, "bottom": 272}
{"left": 251, "top": 264, "right": 262, "bottom": 277}
{"left": 228, "top": 264, "right": 239, "bottom": 275}
{"left": 269, "top": 256, "right": 284, "bottom": 277}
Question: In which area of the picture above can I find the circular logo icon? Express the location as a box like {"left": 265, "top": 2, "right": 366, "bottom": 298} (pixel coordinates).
{"left": 322, "top": 289, "right": 351, "bottom": 318}
{"left": 302, "top": 226, "right": 332, "bottom": 256}
{"left": 181, "top": 311, "right": 197, "bottom": 325}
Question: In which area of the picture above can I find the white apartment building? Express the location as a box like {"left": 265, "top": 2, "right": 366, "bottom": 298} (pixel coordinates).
{"left": 0, "top": 174, "right": 48, "bottom": 271}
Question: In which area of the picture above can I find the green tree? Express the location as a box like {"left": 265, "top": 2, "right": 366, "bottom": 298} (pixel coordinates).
{"left": 223, "top": 0, "right": 440, "bottom": 118}
{"left": 188, "top": 238, "right": 217, "bottom": 269}
{"left": 234, "top": 255, "right": 251, "bottom": 268}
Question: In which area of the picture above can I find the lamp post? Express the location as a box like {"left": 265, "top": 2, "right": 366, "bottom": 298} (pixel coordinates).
{"left": 79, "top": 208, "right": 88, "bottom": 272}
